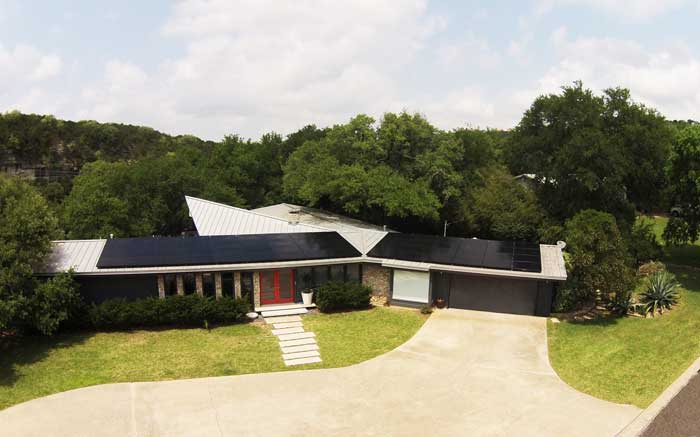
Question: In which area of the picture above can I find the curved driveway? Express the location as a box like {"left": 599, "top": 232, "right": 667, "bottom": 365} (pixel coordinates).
{"left": 1, "top": 309, "right": 640, "bottom": 436}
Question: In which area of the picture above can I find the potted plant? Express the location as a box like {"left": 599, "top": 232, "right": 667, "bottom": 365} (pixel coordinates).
{"left": 302, "top": 288, "right": 314, "bottom": 305}
{"left": 435, "top": 297, "right": 446, "bottom": 309}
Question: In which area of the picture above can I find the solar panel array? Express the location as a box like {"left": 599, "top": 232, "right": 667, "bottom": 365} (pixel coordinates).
{"left": 96, "top": 232, "right": 361, "bottom": 269}
{"left": 367, "top": 233, "right": 542, "bottom": 273}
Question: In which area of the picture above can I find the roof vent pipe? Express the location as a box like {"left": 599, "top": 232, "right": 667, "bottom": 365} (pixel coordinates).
{"left": 557, "top": 240, "right": 567, "bottom": 249}
{"left": 109, "top": 233, "right": 114, "bottom": 239}
{"left": 383, "top": 225, "right": 387, "bottom": 231}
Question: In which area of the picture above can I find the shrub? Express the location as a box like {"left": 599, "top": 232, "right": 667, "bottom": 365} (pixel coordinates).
{"left": 640, "top": 272, "right": 680, "bottom": 316}
{"left": 315, "top": 282, "right": 371, "bottom": 313}
{"left": 420, "top": 305, "right": 433, "bottom": 314}
{"left": 86, "top": 295, "right": 251, "bottom": 330}
{"left": 562, "top": 210, "right": 635, "bottom": 311}
{"left": 637, "top": 261, "right": 666, "bottom": 277}
{"left": 628, "top": 218, "right": 663, "bottom": 265}
{"left": 30, "top": 271, "right": 82, "bottom": 335}
{"left": 662, "top": 217, "right": 691, "bottom": 247}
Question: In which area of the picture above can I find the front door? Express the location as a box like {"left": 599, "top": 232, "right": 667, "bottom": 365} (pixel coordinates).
{"left": 260, "top": 269, "right": 295, "bottom": 305}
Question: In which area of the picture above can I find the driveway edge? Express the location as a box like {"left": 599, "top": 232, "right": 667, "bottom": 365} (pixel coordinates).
{"left": 616, "top": 356, "right": 700, "bottom": 437}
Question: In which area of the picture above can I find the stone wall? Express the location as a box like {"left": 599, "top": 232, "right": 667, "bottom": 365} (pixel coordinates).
{"left": 362, "top": 264, "right": 391, "bottom": 306}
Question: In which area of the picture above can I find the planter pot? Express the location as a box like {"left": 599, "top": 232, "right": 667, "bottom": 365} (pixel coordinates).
{"left": 302, "top": 291, "right": 314, "bottom": 306}
{"left": 435, "top": 298, "right": 446, "bottom": 309}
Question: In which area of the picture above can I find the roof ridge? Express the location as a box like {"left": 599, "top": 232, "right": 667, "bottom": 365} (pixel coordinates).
{"left": 185, "top": 195, "right": 331, "bottom": 232}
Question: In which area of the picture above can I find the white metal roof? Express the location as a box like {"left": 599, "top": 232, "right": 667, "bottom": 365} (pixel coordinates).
{"left": 185, "top": 196, "right": 324, "bottom": 236}
{"left": 39, "top": 239, "right": 107, "bottom": 274}
{"left": 252, "top": 203, "right": 388, "bottom": 254}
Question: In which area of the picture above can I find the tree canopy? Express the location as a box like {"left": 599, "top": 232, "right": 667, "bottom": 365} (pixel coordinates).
{"left": 665, "top": 124, "right": 700, "bottom": 244}
{"left": 506, "top": 82, "right": 672, "bottom": 227}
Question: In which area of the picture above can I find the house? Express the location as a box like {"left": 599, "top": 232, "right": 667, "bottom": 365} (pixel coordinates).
{"left": 40, "top": 196, "right": 567, "bottom": 316}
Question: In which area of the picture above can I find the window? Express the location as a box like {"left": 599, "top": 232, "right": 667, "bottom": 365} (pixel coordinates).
{"left": 392, "top": 270, "right": 430, "bottom": 303}
{"left": 314, "top": 266, "right": 329, "bottom": 287}
{"left": 346, "top": 264, "right": 361, "bottom": 283}
{"left": 297, "top": 267, "right": 314, "bottom": 291}
{"left": 203, "top": 273, "right": 215, "bottom": 297}
{"left": 222, "top": 272, "right": 234, "bottom": 297}
{"left": 330, "top": 265, "right": 344, "bottom": 282}
{"left": 241, "top": 272, "right": 254, "bottom": 298}
{"left": 183, "top": 273, "right": 196, "bottom": 294}
{"left": 164, "top": 274, "right": 178, "bottom": 296}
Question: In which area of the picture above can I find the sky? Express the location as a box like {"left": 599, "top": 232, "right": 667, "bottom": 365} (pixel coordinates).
{"left": 1, "top": 0, "right": 699, "bottom": 140}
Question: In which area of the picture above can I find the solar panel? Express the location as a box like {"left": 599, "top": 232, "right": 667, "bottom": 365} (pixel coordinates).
{"left": 96, "top": 232, "right": 361, "bottom": 269}
{"left": 367, "top": 233, "right": 542, "bottom": 273}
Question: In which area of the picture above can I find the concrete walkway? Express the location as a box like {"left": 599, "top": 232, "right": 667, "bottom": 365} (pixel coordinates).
{"left": 0, "top": 309, "right": 640, "bottom": 437}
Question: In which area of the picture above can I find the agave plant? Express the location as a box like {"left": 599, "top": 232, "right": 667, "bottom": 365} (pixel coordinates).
{"left": 640, "top": 272, "right": 680, "bottom": 316}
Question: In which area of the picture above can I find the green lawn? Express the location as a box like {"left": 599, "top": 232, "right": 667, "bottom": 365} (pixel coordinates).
{"left": 0, "top": 307, "right": 427, "bottom": 410}
{"left": 645, "top": 215, "right": 700, "bottom": 267}
{"left": 548, "top": 265, "right": 700, "bottom": 407}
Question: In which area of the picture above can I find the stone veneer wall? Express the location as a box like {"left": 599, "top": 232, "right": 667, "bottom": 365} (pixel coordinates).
{"left": 253, "top": 272, "right": 261, "bottom": 308}
{"left": 362, "top": 264, "right": 392, "bottom": 306}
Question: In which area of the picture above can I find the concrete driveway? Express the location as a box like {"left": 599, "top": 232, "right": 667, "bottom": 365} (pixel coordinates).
{"left": 1, "top": 309, "right": 640, "bottom": 436}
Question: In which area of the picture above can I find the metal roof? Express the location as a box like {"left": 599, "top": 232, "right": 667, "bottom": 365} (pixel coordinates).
{"left": 252, "top": 203, "right": 388, "bottom": 254}
{"left": 186, "top": 196, "right": 324, "bottom": 236}
{"left": 41, "top": 239, "right": 566, "bottom": 281}
{"left": 39, "top": 239, "right": 107, "bottom": 274}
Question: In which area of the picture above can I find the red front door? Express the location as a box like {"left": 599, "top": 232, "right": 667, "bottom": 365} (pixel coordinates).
{"left": 260, "top": 270, "right": 295, "bottom": 305}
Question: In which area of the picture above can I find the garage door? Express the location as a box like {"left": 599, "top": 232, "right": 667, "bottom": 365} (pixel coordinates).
{"left": 446, "top": 274, "right": 539, "bottom": 316}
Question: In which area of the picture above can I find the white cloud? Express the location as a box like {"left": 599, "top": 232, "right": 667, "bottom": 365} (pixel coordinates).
{"left": 69, "top": 0, "right": 443, "bottom": 139}
{"left": 437, "top": 33, "right": 501, "bottom": 69}
{"left": 527, "top": 30, "right": 700, "bottom": 121}
{"left": 535, "top": 0, "right": 687, "bottom": 20}
{"left": 0, "top": 44, "right": 62, "bottom": 83}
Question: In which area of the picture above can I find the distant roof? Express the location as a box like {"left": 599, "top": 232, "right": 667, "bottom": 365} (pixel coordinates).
{"left": 96, "top": 232, "right": 360, "bottom": 269}
{"left": 368, "top": 233, "right": 541, "bottom": 273}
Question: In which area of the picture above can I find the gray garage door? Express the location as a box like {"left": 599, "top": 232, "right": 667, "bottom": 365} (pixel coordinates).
{"left": 443, "top": 274, "right": 541, "bottom": 316}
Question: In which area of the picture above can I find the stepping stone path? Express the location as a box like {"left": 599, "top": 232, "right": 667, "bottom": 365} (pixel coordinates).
{"left": 262, "top": 308, "right": 322, "bottom": 367}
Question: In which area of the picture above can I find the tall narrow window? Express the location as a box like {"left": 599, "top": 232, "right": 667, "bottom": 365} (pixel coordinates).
{"left": 241, "top": 272, "right": 254, "bottom": 298}
{"left": 222, "top": 272, "right": 234, "bottom": 297}
{"left": 203, "top": 273, "right": 215, "bottom": 297}
{"left": 183, "top": 273, "right": 196, "bottom": 294}
{"left": 164, "top": 274, "right": 178, "bottom": 296}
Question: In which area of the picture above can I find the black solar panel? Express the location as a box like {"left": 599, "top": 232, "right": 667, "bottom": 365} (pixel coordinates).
{"left": 96, "top": 232, "right": 361, "bottom": 269}
{"left": 367, "top": 233, "right": 542, "bottom": 273}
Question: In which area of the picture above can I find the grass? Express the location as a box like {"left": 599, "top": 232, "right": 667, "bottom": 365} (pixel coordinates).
{"left": 0, "top": 306, "right": 427, "bottom": 410}
{"left": 645, "top": 215, "right": 700, "bottom": 267}
{"left": 548, "top": 265, "right": 700, "bottom": 408}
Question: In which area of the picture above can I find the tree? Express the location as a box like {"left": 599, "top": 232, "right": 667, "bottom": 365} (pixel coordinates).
{"left": 506, "top": 82, "right": 671, "bottom": 227}
{"left": 561, "top": 210, "right": 634, "bottom": 310}
{"left": 666, "top": 124, "right": 700, "bottom": 244}
{"left": 0, "top": 175, "right": 61, "bottom": 332}
{"left": 469, "top": 167, "right": 544, "bottom": 241}
{"left": 282, "top": 112, "right": 462, "bottom": 228}
{"left": 62, "top": 151, "right": 242, "bottom": 239}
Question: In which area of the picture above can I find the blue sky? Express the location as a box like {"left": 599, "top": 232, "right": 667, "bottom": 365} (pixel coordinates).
{"left": 1, "top": 1, "right": 699, "bottom": 140}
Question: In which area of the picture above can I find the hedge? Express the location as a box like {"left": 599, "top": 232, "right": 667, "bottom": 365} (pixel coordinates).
{"left": 315, "top": 281, "right": 371, "bottom": 312}
{"left": 78, "top": 294, "right": 251, "bottom": 330}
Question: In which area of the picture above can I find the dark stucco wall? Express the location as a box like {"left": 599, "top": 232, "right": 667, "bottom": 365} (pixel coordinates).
{"left": 76, "top": 274, "right": 159, "bottom": 304}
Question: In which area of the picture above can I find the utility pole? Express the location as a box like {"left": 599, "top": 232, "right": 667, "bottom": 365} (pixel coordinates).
{"left": 443, "top": 220, "right": 448, "bottom": 237}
